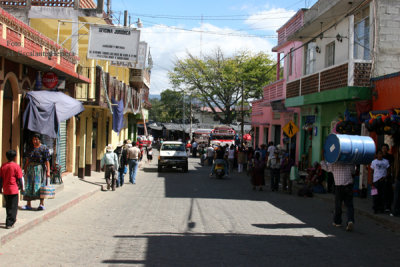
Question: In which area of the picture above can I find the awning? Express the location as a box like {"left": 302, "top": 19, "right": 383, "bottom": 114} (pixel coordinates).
{"left": 23, "top": 91, "right": 85, "bottom": 138}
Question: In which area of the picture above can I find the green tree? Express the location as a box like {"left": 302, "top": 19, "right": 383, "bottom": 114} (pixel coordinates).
{"left": 148, "top": 89, "right": 191, "bottom": 122}
{"left": 169, "top": 48, "right": 276, "bottom": 124}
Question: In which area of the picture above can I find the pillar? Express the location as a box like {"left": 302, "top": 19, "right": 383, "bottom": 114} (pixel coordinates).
{"left": 85, "top": 110, "right": 93, "bottom": 176}
{"left": 67, "top": 117, "right": 76, "bottom": 173}
{"left": 78, "top": 112, "right": 86, "bottom": 178}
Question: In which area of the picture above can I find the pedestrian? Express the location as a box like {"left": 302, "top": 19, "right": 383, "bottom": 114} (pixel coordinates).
{"left": 192, "top": 140, "right": 198, "bottom": 157}
{"left": 237, "top": 146, "right": 246, "bottom": 173}
{"left": 251, "top": 151, "right": 265, "bottom": 191}
{"left": 210, "top": 146, "right": 228, "bottom": 177}
{"left": 321, "top": 160, "right": 356, "bottom": 231}
{"left": 0, "top": 150, "right": 24, "bottom": 229}
{"left": 127, "top": 141, "right": 141, "bottom": 184}
{"left": 267, "top": 150, "right": 281, "bottom": 191}
{"left": 371, "top": 150, "right": 390, "bottom": 214}
{"left": 228, "top": 144, "right": 236, "bottom": 174}
{"left": 100, "top": 144, "right": 119, "bottom": 191}
{"left": 147, "top": 146, "right": 153, "bottom": 163}
{"left": 117, "top": 140, "right": 129, "bottom": 187}
{"left": 22, "top": 133, "right": 51, "bottom": 211}
{"left": 246, "top": 147, "right": 254, "bottom": 176}
{"left": 281, "top": 153, "right": 294, "bottom": 194}
{"left": 381, "top": 144, "right": 394, "bottom": 213}
{"left": 206, "top": 144, "right": 214, "bottom": 166}
{"left": 266, "top": 141, "right": 276, "bottom": 163}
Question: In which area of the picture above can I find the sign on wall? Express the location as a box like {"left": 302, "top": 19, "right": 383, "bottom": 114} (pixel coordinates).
{"left": 88, "top": 25, "right": 140, "bottom": 62}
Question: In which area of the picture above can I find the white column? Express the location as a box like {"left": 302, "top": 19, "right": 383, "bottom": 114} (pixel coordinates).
{"left": 348, "top": 15, "right": 355, "bottom": 86}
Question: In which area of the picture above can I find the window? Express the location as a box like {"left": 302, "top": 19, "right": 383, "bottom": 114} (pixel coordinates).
{"left": 304, "top": 42, "right": 316, "bottom": 75}
{"left": 354, "top": 6, "right": 370, "bottom": 60}
{"left": 288, "top": 48, "right": 294, "bottom": 76}
{"left": 325, "top": 41, "right": 335, "bottom": 67}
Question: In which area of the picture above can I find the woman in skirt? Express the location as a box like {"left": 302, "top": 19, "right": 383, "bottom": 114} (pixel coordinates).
{"left": 23, "top": 133, "right": 50, "bottom": 211}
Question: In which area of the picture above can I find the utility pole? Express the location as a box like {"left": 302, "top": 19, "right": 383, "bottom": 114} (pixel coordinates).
{"left": 241, "top": 81, "right": 245, "bottom": 144}
{"left": 182, "top": 91, "right": 185, "bottom": 141}
{"left": 189, "top": 95, "right": 193, "bottom": 140}
{"left": 107, "top": 0, "right": 111, "bottom": 16}
{"left": 124, "top": 10, "right": 128, "bottom": 27}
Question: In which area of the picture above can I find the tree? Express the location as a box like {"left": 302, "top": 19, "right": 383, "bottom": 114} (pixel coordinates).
{"left": 169, "top": 48, "right": 276, "bottom": 124}
{"left": 148, "top": 89, "right": 191, "bottom": 122}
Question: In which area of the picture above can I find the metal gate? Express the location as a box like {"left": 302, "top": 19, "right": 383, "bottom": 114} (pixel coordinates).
{"left": 57, "top": 121, "right": 67, "bottom": 173}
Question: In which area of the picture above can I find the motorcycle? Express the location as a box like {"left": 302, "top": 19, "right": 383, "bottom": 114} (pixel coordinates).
{"left": 214, "top": 159, "right": 225, "bottom": 179}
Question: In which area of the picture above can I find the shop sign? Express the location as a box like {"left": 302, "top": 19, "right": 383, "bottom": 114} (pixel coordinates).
{"left": 87, "top": 25, "right": 140, "bottom": 63}
{"left": 42, "top": 72, "right": 58, "bottom": 89}
{"left": 111, "top": 41, "right": 147, "bottom": 69}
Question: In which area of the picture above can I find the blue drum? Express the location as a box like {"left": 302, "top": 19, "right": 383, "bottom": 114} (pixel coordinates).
{"left": 323, "top": 134, "right": 376, "bottom": 164}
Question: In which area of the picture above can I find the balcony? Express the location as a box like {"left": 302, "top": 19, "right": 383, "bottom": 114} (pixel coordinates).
{"left": 251, "top": 99, "right": 264, "bottom": 117}
{"left": 263, "top": 79, "right": 285, "bottom": 102}
{"left": 0, "top": 0, "right": 96, "bottom": 8}
{"left": 276, "top": 10, "right": 304, "bottom": 48}
{"left": 129, "top": 69, "right": 151, "bottom": 89}
{"left": 286, "top": 61, "right": 372, "bottom": 99}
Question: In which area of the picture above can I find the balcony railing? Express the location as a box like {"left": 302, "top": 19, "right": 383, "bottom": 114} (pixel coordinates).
{"left": 251, "top": 100, "right": 264, "bottom": 116}
{"left": 286, "top": 61, "right": 372, "bottom": 98}
{"left": 263, "top": 79, "right": 285, "bottom": 102}
{"left": 0, "top": 0, "right": 96, "bottom": 8}
{"left": 129, "top": 69, "right": 151, "bottom": 88}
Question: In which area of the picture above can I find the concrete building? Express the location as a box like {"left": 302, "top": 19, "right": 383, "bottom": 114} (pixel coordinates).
{"left": 285, "top": 0, "right": 374, "bottom": 166}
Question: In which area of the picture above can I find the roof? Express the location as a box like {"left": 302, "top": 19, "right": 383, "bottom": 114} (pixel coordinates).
{"left": 162, "top": 141, "right": 184, "bottom": 145}
{"left": 200, "top": 106, "right": 224, "bottom": 113}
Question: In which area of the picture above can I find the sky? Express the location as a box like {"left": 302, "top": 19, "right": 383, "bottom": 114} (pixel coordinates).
{"left": 108, "top": 0, "right": 318, "bottom": 95}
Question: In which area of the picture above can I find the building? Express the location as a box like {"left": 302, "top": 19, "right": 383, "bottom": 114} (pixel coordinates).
{"left": 1, "top": 0, "right": 151, "bottom": 178}
{"left": 0, "top": 6, "right": 88, "bottom": 167}
{"left": 284, "top": 0, "right": 374, "bottom": 167}
{"left": 251, "top": 9, "right": 305, "bottom": 160}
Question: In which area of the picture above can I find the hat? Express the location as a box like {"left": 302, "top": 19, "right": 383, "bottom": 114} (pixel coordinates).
{"left": 126, "top": 140, "right": 132, "bottom": 144}
{"left": 117, "top": 141, "right": 123, "bottom": 147}
{"left": 106, "top": 144, "right": 113, "bottom": 152}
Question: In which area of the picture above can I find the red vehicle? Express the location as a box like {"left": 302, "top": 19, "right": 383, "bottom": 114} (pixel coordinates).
{"left": 193, "top": 128, "right": 212, "bottom": 148}
{"left": 210, "top": 126, "right": 236, "bottom": 147}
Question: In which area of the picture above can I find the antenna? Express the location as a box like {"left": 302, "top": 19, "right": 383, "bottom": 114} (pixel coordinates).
{"left": 200, "top": 14, "right": 203, "bottom": 58}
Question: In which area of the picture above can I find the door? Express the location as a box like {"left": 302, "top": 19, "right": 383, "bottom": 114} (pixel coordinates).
{"left": 2, "top": 80, "right": 13, "bottom": 164}
{"left": 57, "top": 121, "right": 67, "bottom": 173}
{"left": 263, "top": 127, "right": 269, "bottom": 144}
{"left": 274, "top": 125, "right": 281, "bottom": 146}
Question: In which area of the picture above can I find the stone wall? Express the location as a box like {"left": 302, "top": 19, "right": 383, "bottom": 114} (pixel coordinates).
{"left": 375, "top": 0, "right": 400, "bottom": 76}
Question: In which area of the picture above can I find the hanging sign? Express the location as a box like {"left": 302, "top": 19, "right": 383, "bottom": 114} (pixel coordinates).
{"left": 87, "top": 25, "right": 140, "bottom": 62}
{"left": 111, "top": 41, "right": 147, "bottom": 69}
{"left": 42, "top": 72, "right": 59, "bottom": 89}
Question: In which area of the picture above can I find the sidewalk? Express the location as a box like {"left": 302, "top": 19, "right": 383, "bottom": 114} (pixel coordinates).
{"left": 0, "top": 171, "right": 106, "bottom": 247}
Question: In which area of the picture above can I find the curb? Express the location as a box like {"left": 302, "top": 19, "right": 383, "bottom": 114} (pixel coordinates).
{"left": 0, "top": 185, "right": 100, "bottom": 247}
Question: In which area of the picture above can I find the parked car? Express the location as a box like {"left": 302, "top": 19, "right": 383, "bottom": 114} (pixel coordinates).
{"left": 158, "top": 141, "right": 188, "bottom": 172}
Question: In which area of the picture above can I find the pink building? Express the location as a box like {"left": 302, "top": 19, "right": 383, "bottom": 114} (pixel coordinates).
{"left": 251, "top": 9, "right": 306, "bottom": 161}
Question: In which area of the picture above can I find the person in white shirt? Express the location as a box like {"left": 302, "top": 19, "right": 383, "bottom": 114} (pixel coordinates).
{"left": 206, "top": 144, "right": 215, "bottom": 166}
{"left": 192, "top": 141, "right": 198, "bottom": 157}
{"left": 267, "top": 141, "right": 276, "bottom": 163}
{"left": 371, "top": 150, "right": 390, "bottom": 214}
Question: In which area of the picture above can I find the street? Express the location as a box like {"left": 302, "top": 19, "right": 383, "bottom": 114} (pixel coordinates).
{"left": 1, "top": 156, "right": 400, "bottom": 266}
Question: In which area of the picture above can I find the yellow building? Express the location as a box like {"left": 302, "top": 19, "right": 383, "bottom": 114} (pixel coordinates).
{"left": 2, "top": 0, "right": 151, "bottom": 178}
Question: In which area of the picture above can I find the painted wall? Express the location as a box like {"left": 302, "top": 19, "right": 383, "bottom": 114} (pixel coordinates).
{"left": 372, "top": 73, "right": 400, "bottom": 110}
{"left": 282, "top": 41, "right": 304, "bottom": 83}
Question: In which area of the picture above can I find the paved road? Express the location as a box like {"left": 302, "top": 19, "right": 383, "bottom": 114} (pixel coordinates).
{"left": 1, "top": 156, "right": 400, "bottom": 266}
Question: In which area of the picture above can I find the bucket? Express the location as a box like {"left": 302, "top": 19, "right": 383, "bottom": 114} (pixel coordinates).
{"left": 323, "top": 134, "right": 376, "bottom": 165}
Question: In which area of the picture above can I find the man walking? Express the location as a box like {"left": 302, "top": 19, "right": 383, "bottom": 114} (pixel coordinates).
{"left": 127, "top": 141, "right": 141, "bottom": 184}
{"left": 100, "top": 144, "right": 119, "bottom": 191}
{"left": 321, "top": 161, "right": 356, "bottom": 231}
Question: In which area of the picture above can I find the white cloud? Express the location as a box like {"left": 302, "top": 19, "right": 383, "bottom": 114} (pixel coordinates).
{"left": 140, "top": 23, "right": 275, "bottom": 95}
{"left": 245, "top": 8, "right": 296, "bottom": 32}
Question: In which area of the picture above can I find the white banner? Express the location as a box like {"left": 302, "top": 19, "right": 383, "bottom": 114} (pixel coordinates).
{"left": 111, "top": 41, "right": 148, "bottom": 69}
{"left": 87, "top": 25, "right": 140, "bottom": 62}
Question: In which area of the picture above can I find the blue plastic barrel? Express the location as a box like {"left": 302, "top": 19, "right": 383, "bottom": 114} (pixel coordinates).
{"left": 323, "top": 134, "right": 376, "bottom": 164}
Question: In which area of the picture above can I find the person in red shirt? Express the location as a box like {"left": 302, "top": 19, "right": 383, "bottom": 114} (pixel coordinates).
{"left": 0, "top": 150, "right": 24, "bottom": 229}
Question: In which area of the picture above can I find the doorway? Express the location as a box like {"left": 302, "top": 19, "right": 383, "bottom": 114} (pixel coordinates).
{"left": 2, "top": 80, "right": 13, "bottom": 164}
{"left": 263, "top": 127, "right": 269, "bottom": 144}
{"left": 274, "top": 125, "right": 281, "bottom": 146}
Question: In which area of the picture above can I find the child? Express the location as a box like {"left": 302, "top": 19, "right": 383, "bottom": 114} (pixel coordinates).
{"left": 0, "top": 150, "right": 24, "bottom": 229}
{"left": 147, "top": 147, "right": 153, "bottom": 163}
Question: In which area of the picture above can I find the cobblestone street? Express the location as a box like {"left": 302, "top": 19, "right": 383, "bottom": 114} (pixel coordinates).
{"left": 1, "top": 157, "right": 400, "bottom": 266}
